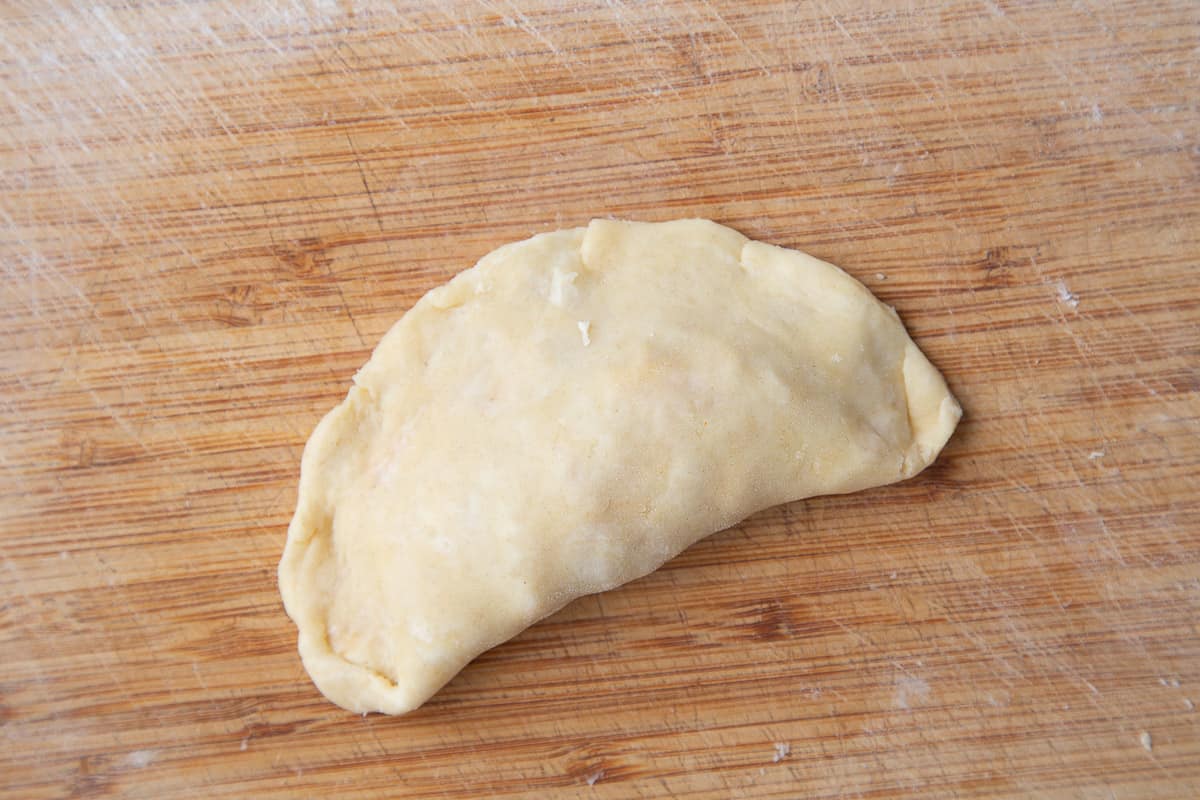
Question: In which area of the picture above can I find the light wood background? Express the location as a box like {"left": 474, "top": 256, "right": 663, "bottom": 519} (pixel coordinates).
{"left": 2, "top": 1, "right": 1198, "bottom": 797}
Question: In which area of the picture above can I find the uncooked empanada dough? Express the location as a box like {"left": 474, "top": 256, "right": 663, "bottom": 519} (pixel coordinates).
{"left": 279, "top": 219, "right": 960, "bottom": 715}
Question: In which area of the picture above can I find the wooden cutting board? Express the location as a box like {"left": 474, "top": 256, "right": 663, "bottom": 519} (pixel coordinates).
{"left": 2, "top": 1, "right": 1197, "bottom": 797}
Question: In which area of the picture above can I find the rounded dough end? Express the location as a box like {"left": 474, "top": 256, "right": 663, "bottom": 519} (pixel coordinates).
{"left": 278, "top": 395, "right": 433, "bottom": 715}
{"left": 900, "top": 340, "right": 962, "bottom": 477}
{"left": 281, "top": 500, "right": 444, "bottom": 714}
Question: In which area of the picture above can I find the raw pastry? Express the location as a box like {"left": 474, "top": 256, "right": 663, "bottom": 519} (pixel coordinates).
{"left": 278, "top": 219, "right": 960, "bottom": 714}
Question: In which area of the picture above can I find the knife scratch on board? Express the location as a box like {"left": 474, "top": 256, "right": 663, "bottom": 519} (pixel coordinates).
{"left": 345, "top": 133, "right": 385, "bottom": 233}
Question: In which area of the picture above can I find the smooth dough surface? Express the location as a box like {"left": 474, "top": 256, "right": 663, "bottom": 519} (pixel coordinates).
{"left": 279, "top": 219, "right": 961, "bottom": 715}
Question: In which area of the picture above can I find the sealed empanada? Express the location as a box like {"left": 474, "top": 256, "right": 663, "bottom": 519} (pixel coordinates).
{"left": 279, "top": 219, "right": 960, "bottom": 714}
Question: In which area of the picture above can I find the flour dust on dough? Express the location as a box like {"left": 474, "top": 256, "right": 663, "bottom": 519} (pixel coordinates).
{"left": 279, "top": 218, "right": 961, "bottom": 715}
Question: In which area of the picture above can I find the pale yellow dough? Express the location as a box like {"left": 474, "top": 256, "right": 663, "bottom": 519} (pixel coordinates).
{"left": 279, "top": 219, "right": 960, "bottom": 715}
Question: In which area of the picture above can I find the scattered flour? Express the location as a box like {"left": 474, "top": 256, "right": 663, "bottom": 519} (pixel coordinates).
{"left": 1055, "top": 281, "right": 1079, "bottom": 309}
{"left": 894, "top": 675, "right": 931, "bottom": 710}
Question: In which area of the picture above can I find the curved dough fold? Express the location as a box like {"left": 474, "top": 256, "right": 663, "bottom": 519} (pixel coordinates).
{"left": 279, "top": 219, "right": 960, "bottom": 714}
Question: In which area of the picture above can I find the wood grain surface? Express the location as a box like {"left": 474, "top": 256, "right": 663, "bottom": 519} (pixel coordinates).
{"left": 2, "top": 1, "right": 1198, "bottom": 797}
